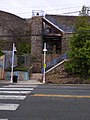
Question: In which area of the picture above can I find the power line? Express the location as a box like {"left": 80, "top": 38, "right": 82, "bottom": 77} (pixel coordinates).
{"left": 0, "top": 3, "right": 81, "bottom": 10}
{"left": 0, "top": 4, "right": 87, "bottom": 17}
{"left": 44, "top": 6, "right": 81, "bottom": 11}
{"left": 15, "top": 6, "right": 81, "bottom": 16}
{"left": 62, "top": 11, "right": 80, "bottom": 14}
{"left": 0, "top": 2, "right": 82, "bottom": 8}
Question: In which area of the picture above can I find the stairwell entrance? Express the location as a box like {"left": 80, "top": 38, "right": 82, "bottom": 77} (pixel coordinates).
{"left": 43, "top": 36, "right": 62, "bottom": 54}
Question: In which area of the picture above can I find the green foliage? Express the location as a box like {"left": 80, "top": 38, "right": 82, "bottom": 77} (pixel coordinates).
{"left": 0, "top": 48, "right": 3, "bottom": 56}
{"left": 14, "top": 66, "right": 28, "bottom": 71}
{"left": 65, "top": 16, "right": 90, "bottom": 78}
{"left": 75, "top": 16, "right": 90, "bottom": 30}
{"left": 70, "top": 27, "right": 90, "bottom": 48}
{"left": 17, "top": 43, "right": 31, "bottom": 55}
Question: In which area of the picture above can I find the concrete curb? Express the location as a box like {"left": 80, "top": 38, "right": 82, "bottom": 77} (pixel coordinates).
{"left": 0, "top": 80, "right": 43, "bottom": 85}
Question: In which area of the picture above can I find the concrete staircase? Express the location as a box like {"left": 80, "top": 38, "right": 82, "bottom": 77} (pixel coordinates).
{"left": 30, "top": 53, "right": 68, "bottom": 83}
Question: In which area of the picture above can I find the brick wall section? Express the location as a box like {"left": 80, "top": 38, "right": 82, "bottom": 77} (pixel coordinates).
{"left": 31, "top": 36, "right": 42, "bottom": 58}
{"left": 45, "top": 62, "right": 80, "bottom": 84}
{"left": 31, "top": 16, "right": 43, "bottom": 72}
{"left": 61, "top": 33, "right": 71, "bottom": 53}
{"left": 46, "top": 63, "right": 67, "bottom": 82}
{"left": 0, "top": 10, "right": 30, "bottom": 51}
{"left": 31, "top": 16, "right": 43, "bottom": 58}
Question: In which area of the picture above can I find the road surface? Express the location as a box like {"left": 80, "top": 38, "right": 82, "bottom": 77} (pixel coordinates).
{"left": 0, "top": 84, "right": 90, "bottom": 120}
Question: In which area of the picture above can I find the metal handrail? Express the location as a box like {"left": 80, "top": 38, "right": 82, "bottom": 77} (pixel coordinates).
{"left": 41, "top": 53, "right": 67, "bottom": 73}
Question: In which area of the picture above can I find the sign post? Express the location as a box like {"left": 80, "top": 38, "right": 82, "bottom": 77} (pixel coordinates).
{"left": 43, "top": 43, "right": 47, "bottom": 84}
{"left": 10, "top": 43, "right": 17, "bottom": 83}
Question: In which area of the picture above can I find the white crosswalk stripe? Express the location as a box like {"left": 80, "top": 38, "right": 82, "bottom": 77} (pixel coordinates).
{"left": 0, "top": 103, "right": 19, "bottom": 110}
{"left": 0, "top": 95, "right": 26, "bottom": 100}
{"left": 0, "top": 90, "right": 32, "bottom": 94}
{"left": 0, "top": 119, "right": 8, "bottom": 120}
{"left": 4, "top": 85, "right": 38, "bottom": 88}
{"left": 0, "top": 84, "right": 37, "bottom": 113}
{"left": 0, "top": 87, "right": 34, "bottom": 90}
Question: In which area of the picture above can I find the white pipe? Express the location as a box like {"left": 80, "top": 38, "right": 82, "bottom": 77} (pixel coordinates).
{"left": 43, "top": 43, "right": 47, "bottom": 83}
{"left": 10, "top": 43, "right": 16, "bottom": 83}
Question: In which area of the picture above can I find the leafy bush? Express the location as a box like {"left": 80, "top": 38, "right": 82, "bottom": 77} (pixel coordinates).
{"left": 65, "top": 16, "right": 90, "bottom": 78}
{"left": 0, "top": 48, "right": 3, "bottom": 56}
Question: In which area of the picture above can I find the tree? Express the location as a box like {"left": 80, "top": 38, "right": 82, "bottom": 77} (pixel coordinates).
{"left": 0, "top": 48, "right": 3, "bottom": 56}
{"left": 65, "top": 16, "right": 90, "bottom": 78}
{"left": 75, "top": 16, "right": 90, "bottom": 30}
{"left": 79, "top": 5, "right": 90, "bottom": 16}
{"left": 17, "top": 42, "right": 31, "bottom": 55}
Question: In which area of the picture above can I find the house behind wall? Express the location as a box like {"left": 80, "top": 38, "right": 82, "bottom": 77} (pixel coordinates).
{"left": 30, "top": 14, "right": 75, "bottom": 72}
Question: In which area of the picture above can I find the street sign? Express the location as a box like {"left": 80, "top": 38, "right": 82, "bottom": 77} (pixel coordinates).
{"left": 44, "top": 63, "right": 46, "bottom": 68}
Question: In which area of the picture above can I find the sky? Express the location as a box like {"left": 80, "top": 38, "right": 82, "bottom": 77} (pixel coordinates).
{"left": 0, "top": 0, "right": 90, "bottom": 18}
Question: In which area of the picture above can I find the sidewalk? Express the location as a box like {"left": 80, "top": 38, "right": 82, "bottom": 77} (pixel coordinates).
{"left": 0, "top": 80, "right": 43, "bottom": 85}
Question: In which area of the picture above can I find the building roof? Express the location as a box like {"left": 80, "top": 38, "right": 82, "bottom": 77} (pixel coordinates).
{"left": 45, "top": 14, "right": 77, "bottom": 33}
{"left": 43, "top": 17, "right": 64, "bottom": 34}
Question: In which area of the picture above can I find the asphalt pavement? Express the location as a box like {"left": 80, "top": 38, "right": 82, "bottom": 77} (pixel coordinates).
{"left": 0, "top": 83, "right": 90, "bottom": 120}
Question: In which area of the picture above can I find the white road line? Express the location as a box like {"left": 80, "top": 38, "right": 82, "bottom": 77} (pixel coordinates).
{"left": 0, "top": 118, "right": 8, "bottom": 120}
{"left": 0, "top": 95, "right": 26, "bottom": 100}
{"left": 0, "top": 91, "right": 31, "bottom": 94}
{"left": 0, "top": 103, "right": 19, "bottom": 110}
{"left": 0, "top": 88, "right": 34, "bottom": 90}
{"left": 4, "top": 85, "right": 38, "bottom": 88}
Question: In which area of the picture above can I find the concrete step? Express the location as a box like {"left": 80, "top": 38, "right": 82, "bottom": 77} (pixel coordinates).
{"left": 30, "top": 73, "right": 42, "bottom": 81}
{"left": 17, "top": 80, "right": 42, "bottom": 84}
